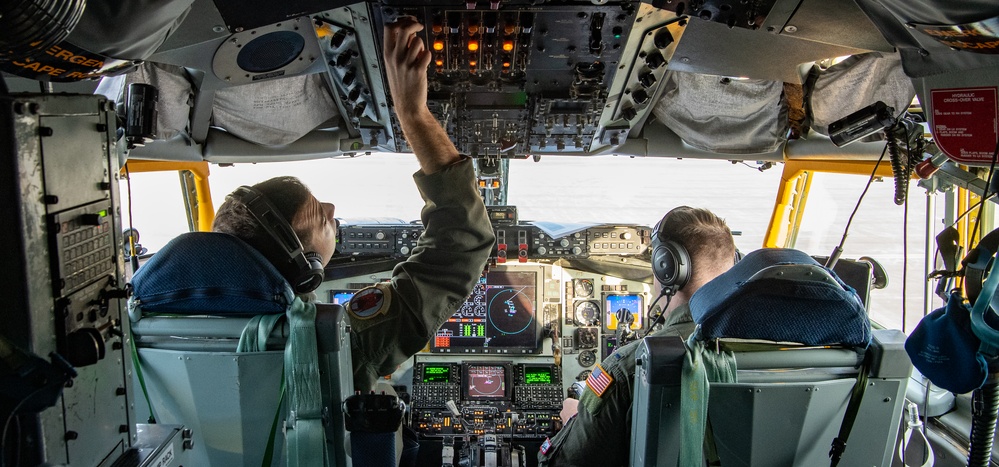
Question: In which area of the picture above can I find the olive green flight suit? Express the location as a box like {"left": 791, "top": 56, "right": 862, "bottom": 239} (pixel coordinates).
{"left": 538, "top": 304, "right": 696, "bottom": 466}
{"left": 347, "top": 158, "right": 495, "bottom": 393}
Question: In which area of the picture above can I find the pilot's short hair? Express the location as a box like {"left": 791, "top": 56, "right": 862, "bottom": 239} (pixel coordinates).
{"left": 212, "top": 176, "right": 316, "bottom": 249}
{"left": 660, "top": 206, "right": 736, "bottom": 275}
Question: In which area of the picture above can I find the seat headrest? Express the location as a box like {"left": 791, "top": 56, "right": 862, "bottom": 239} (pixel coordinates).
{"left": 689, "top": 248, "right": 871, "bottom": 347}
{"left": 130, "top": 232, "right": 294, "bottom": 315}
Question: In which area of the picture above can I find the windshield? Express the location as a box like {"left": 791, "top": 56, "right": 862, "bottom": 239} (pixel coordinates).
{"left": 121, "top": 155, "right": 934, "bottom": 331}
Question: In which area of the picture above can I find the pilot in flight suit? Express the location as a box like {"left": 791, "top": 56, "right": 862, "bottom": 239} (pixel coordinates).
{"left": 345, "top": 16, "right": 496, "bottom": 393}
{"left": 211, "top": 17, "right": 496, "bottom": 393}
{"left": 538, "top": 207, "right": 736, "bottom": 466}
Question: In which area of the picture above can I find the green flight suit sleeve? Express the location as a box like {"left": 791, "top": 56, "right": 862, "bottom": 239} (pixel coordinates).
{"left": 348, "top": 157, "right": 495, "bottom": 392}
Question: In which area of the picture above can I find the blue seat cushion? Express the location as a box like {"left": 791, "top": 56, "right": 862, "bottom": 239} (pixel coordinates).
{"left": 130, "top": 232, "right": 294, "bottom": 314}
{"left": 689, "top": 248, "right": 871, "bottom": 347}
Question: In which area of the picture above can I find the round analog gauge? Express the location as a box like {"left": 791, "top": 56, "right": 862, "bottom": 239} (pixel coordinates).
{"left": 573, "top": 279, "right": 594, "bottom": 298}
{"left": 577, "top": 350, "right": 596, "bottom": 368}
{"left": 574, "top": 301, "right": 600, "bottom": 326}
{"left": 577, "top": 370, "right": 592, "bottom": 381}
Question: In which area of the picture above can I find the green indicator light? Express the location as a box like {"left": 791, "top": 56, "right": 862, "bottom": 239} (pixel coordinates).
{"left": 98, "top": 210, "right": 107, "bottom": 217}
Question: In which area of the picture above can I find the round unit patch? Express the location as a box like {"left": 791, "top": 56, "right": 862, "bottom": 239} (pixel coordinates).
{"left": 349, "top": 286, "right": 389, "bottom": 319}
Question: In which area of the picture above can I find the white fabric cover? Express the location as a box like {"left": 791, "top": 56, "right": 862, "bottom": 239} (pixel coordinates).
{"left": 653, "top": 71, "right": 788, "bottom": 155}
{"left": 96, "top": 62, "right": 193, "bottom": 141}
{"left": 212, "top": 74, "right": 339, "bottom": 147}
{"left": 808, "top": 52, "right": 915, "bottom": 136}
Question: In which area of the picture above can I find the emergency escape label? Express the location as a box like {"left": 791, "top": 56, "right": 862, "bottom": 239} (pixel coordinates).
{"left": 930, "top": 87, "right": 998, "bottom": 164}
{"left": 916, "top": 17, "right": 999, "bottom": 54}
{"left": 1, "top": 41, "right": 122, "bottom": 82}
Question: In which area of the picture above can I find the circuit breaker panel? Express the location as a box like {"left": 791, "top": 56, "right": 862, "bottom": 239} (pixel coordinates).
{"left": 0, "top": 94, "right": 133, "bottom": 466}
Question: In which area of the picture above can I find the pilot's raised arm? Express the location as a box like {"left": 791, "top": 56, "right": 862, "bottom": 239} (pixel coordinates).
{"left": 347, "top": 17, "right": 495, "bottom": 392}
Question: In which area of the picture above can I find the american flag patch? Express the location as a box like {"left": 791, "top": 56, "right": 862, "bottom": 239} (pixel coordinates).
{"left": 540, "top": 437, "right": 552, "bottom": 454}
{"left": 587, "top": 364, "right": 614, "bottom": 397}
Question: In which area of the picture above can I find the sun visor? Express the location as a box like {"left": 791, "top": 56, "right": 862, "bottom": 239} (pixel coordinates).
{"left": 212, "top": 74, "right": 340, "bottom": 147}
{"left": 652, "top": 71, "right": 787, "bottom": 155}
{"left": 806, "top": 52, "right": 915, "bottom": 138}
{"left": 96, "top": 62, "right": 194, "bottom": 142}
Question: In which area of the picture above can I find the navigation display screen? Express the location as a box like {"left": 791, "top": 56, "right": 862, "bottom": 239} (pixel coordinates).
{"left": 422, "top": 365, "right": 451, "bottom": 383}
{"left": 432, "top": 268, "right": 541, "bottom": 353}
{"left": 466, "top": 365, "right": 507, "bottom": 399}
{"left": 328, "top": 290, "right": 355, "bottom": 306}
{"left": 605, "top": 293, "right": 644, "bottom": 331}
{"left": 523, "top": 366, "right": 553, "bottom": 385}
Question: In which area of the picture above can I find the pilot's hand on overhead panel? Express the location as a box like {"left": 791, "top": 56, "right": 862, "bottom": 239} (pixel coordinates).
{"left": 560, "top": 398, "right": 579, "bottom": 422}
{"left": 383, "top": 16, "right": 432, "bottom": 117}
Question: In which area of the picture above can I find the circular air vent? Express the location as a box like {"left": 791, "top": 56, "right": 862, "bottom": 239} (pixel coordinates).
{"left": 212, "top": 17, "right": 321, "bottom": 85}
{"left": 236, "top": 31, "right": 305, "bottom": 73}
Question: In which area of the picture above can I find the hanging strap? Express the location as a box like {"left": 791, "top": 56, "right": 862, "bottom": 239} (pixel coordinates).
{"left": 128, "top": 319, "right": 157, "bottom": 423}
{"left": 829, "top": 351, "right": 871, "bottom": 466}
{"left": 237, "top": 314, "right": 285, "bottom": 352}
{"left": 679, "top": 339, "right": 737, "bottom": 467}
{"left": 236, "top": 314, "right": 288, "bottom": 467}
{"left": 284, "top": 298, "right": 329, "bottom": 466}
{"left": 261, "top": 370, "right": 286, "bottom": 467}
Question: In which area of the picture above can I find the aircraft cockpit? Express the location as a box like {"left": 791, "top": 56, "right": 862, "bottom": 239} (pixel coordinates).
{"left": 3, "top": 0, "right": 999, "bottom": 466}
{"left": 317, "top": 211, "right": 657, "bottom": 465}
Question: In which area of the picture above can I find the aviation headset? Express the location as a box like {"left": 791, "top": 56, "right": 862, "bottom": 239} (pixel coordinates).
{"left": 650, "top": 209, "right": 691, "bottom": 296}
{"left": 227, "top": 185, "right": 325, "bottom": 294}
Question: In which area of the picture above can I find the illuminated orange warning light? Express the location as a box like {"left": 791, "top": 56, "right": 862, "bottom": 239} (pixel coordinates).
{"left": 502, "top": 61, "right": 511, "bottom": 68}
{"left": 468, "top": 41, "right": 479, "bottom": 52}
{"left": 469, "top": 60, "right": 477, "bottom": 67}
{"left": 433, "top": 40, "right": 445, "bottom": 51}
{"left": 502, "top": 41, "right": 514, "bottom": 51}
{"left": 435, "top": 59, "right": 444, "bottom": 67}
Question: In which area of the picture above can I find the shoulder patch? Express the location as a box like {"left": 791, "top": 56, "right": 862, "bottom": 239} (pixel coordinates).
{"left": 586, "top": 364, "right": 614, "bottom": 398}
{"left": 349, "top": 284, "right": 392, "bottom": 320}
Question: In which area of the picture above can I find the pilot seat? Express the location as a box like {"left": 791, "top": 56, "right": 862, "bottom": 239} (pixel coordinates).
{"left": 631, "top": 248, "right": 911, "bottom": 467}
{"left": 128, "top": 232, "right": 353, "bottom": 466}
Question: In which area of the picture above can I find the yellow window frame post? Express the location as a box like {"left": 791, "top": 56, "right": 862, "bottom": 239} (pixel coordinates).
{"left": 120, "top": 160, "right": 215, "bottom": 231}
{"left": 764, "top": 164, "right": 811, "bottom": 248}
{"left": 764, "top": 159, "right": 900, "bottom": 249}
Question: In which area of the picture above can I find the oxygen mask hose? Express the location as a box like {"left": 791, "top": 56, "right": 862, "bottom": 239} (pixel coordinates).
{"left": 967, "top": 368, "right": 999, "bottom": 467}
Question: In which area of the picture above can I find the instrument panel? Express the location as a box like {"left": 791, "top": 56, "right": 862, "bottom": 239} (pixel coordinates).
{"left": 319, "top": 234, "right": 655, "bottom": 464}
{"left": 374, "top": 3, "right": 642, "bottom": 157}
{"left": 335, "top": 220, "right": 651, "bottom": 260}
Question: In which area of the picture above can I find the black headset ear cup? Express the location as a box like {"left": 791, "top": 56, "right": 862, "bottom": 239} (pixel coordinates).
{"left": 652, "top": 239, "right": 691, "bottom": 293}
{"left": 293, "top": 252, "right": 326, "bottom": 294}
{"left": 228, "top": 185, "right": 326, "bottom": 294}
